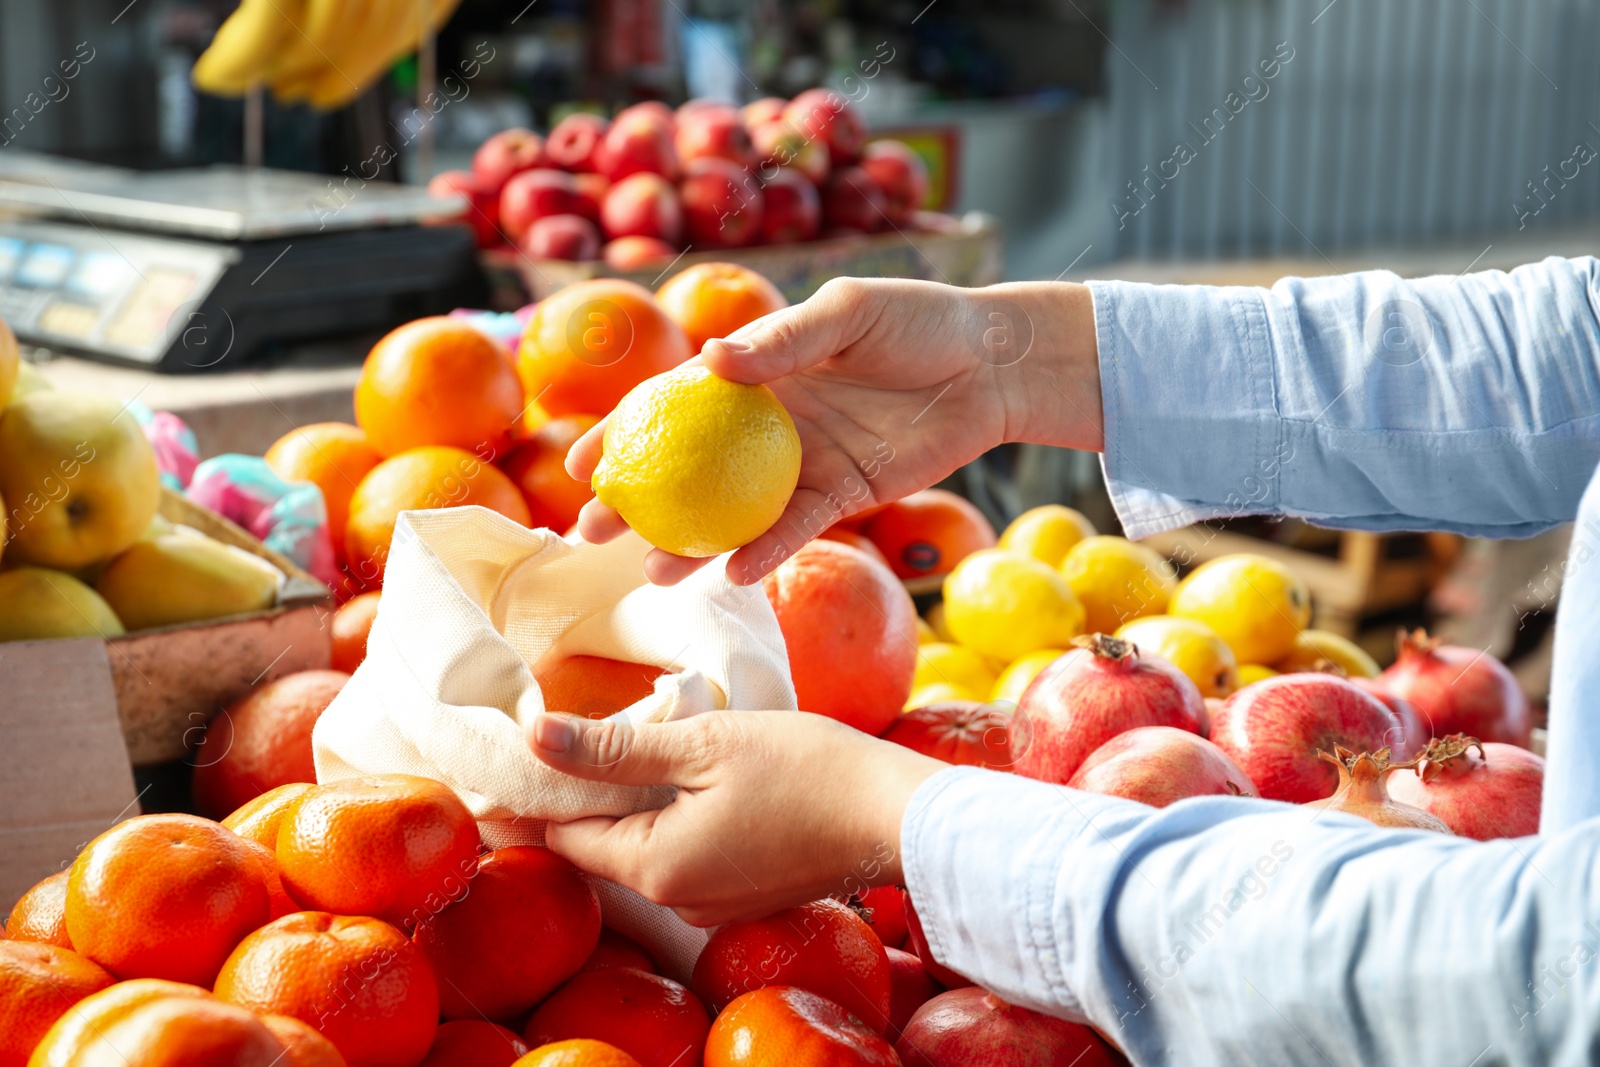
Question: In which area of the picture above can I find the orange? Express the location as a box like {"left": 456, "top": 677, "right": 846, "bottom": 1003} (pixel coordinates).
{"left": 703, "top": 986, "right": 899, "bottom": 1067}
{"left": 580, "top": 928, "right": 657, "bottom": 974}
{"left": 275, "top": 775, "right": 481, "bottom": 930}
{"left": 191, "top": 669, "right": 351, "bottom": 819}
{"left": 501, "top": 415, "right": 599, "bottom": 532}
{"left": 0, "top": 940, "right": 114, "bottom": 1066}
{"left": 65, "top": 814, "right": 271, "bottom": 985}
{"left": 216, "top": 912, "right": 439, "bottom": 1067}
{"left": 33, "top": 985, "right": 290, "bottom": 1067}
{"left": 653, "top": 262, "right": 787, "bottom": 354}
{"left": 239, "top": 839, "right": 300, "bottom": 920}
{"left": 532, "top": 655, "right": 665, "bottom": 719}
{"left": 420, "top": 1022, "right": 530, "bottom": 1067}
{"left": 222, "top": 781, "right": 316, "bottom": 848}
{"left": 523, "top": 968, "right": 711, "bottom": 1067}
{"left": 513, "top": 1041, "right": 643, "bottom": 1067}
{"left": 864, "top": 489, "right": 997, "bottom": 580}
{"left": 818, "top": 527, "right": 889, "bottom": 567}
{"left": 355, "top": 317, "right": 525, "bottom": 459}
{"left": 5, "top": 870, "right": 72, "bottom": 949}
{"left": 264, "top": 422, "right": 383, "bottom": 559}
{"left": 345, "top": 446, "right": 532, "bottom": 583}
{"left": 762, "top": 540, "right": 919, "bottom": 736}
{"left": 330, "top": 591, "right": 382, "bottom": 673}
{"left": 414, "top": 846, "right": 601, "bottom": 1021}
{"left": 261, "top": 1015, "right": 350, "bottom": 1067}
{"left": 516, "top": 279, "right": 692, "bottom": 418}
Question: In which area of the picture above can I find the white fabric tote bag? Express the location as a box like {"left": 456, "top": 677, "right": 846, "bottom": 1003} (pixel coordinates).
{"left": 312, "top": 506, "right": 797, "bottom": 979}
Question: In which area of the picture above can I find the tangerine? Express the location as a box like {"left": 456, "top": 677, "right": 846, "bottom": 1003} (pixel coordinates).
{"left": 580, "top": 928, "right": 657, "bottom": 974}
{"left": 261, "top": 1014, "right": 350, "bottom": 1067}
{"left": 532, "top": 655, "right": 665, "bottom": 719}
{"left": 264, "top": 423, "right": 384, "bottom": 559}
{"left": 863, "top": 489, "right": 996, "bottom": 580}
{"left": 817, "top": 527, "right": 889, "bottom": 567}
{"left": 523, "top": 968, "right": 710, "bottom": 1067}
{"left": 222, "top": 782, "right": 316, "bottom": 849}
{"left": 512, "top": 1040, "right": 643, "bottom": 1067}
{"left": 0, "top": 940, "right": 114, "bottom": 1066}
{"left": 330, "top": 591, "right": 382, "bottom": 673}
{"left": 420, "top": 1022, "right": 530, "bottom": 1067}
{"left": 5, "top": 870, "right": 72, "bottom": 949}
{"left": 703, "top": 986, "right": 899, "bottom": 1067}
{"left": 653, "top": 262, "right": 787, "bottom": 354}
{"left": 501, "top": 415, "right": 599, "bottom": 532}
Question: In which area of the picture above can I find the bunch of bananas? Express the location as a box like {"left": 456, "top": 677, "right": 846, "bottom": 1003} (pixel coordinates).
{"left": 192, "top": 0, "right": 461, "bottom": 111}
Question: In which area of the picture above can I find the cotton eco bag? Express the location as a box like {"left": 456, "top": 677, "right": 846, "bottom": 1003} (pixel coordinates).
{"left": 313, "top": 506, "right": 797, "bottom": 978}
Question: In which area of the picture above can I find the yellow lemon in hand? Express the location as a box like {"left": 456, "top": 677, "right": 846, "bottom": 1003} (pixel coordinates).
{"left": 990, "top": 648, "right": 1067, "bottom": 704}
{"left": 1116, "top": 615, "right": 1239, "bottom": 698}
{"left": 943, "top": 548, "right": 1085, "bottom": 662}
{"left": 998, "top": 504, "right": 1097, "bottom": 568}
{"left": 1168, "top": 553, "right": 1311, "bottom": 665}
{"left": 1059, "top": 535, "right": 1177, "bottom": 635}
{"left": 1274, "top": 629, "right": 1380, "bottom": 678}
{"left": 913, "top": 642, "right": 999, "bottom": 699}
{"left": 592, "top": 365, "right": 801, "bottom": 558}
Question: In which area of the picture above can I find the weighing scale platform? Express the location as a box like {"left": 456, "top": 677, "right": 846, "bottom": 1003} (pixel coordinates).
{"left": 0, "top": 155, "right": 485, "bottom": 373}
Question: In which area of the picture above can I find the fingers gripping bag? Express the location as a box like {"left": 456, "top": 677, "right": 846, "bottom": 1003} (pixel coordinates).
{"left": 312, "top": 506, "right": 797, "bottom": 979}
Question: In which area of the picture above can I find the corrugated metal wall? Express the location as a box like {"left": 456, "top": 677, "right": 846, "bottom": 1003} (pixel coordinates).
{"left": 1104, "top": 0, "right": 1600, "bottom": 259}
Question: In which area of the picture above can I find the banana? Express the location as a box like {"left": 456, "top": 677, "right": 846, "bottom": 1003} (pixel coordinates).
{"left": 270, "top": 0, "right": 372, "bottom": 97}
{"left": 304, "top": 0, "right": 461, "bottom": 110}
{"left": 192, "top": 0, "right": 309, "bottom": 96}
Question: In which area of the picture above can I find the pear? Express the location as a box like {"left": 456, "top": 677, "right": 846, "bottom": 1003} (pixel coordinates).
{"left": 0, "top": 566, "right": 125, "bottom": 642}
{"left": 96, "top": 534, "right": 282, "bottom": 631}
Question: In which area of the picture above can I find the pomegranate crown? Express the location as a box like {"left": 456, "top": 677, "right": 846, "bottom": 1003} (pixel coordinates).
{"left": 1316, "top": 745, "right": 1419, "bottom": 784}
{"left": 1396, "top": 627, "right": 1443, "bottom": 658}
{"left": 1073, "top": 632, "right": 1137, "bottom": 662}
{"left": 1412, "top": 733, "right": 1486, "bottom": 783}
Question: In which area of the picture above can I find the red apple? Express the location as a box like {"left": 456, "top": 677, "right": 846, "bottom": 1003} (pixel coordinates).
{"left": 884, "top": 947, "right": 940, "bottom": 1043}
{"left": 861, "top": 140, "right": 929, "bottom": 224}
{"left": 903, "top": 893, "right": 972, "bottom": 990}
{"left": 1352, "top": 677, "right": 1428, "bottom": 760}
{"left": 498, "top": 168, "right": 577, "bottom": 239}
{"left": 674, "top": 98, "right": 727, "bottom": 126}
{"left": 1209, "top": 673, "right": 1408, "bottom": 803}
{"left": 595, "top": 111, "right": 679, "bottom": 182}
{"left": 522, "top": 214, "right": 601, "bottom": 261}
{"left": 676, "top": 107, "right": 755, "bottom": 167}
{"left": 571, "top": 172, "right": 609, "bottom": 223}
{"left": 823, "top": 166, "right": 888, "bottom": 232}
{"left": 758, "top": 167, "right": 821, "bottom": 244}
{"left": 602, "top": 235, "right": 679, "bottom": 270}
{"left": 680, "top": 157, "right": 763, "bottom": 247}
{"left": 621, "top": 100, "right": 677, "bottom": 132}
{"left": 751, "top": 119, "right": 830, "bottom": 185}
{"left": 426, "top": 169, "right": 500, "bottom": 248}
{"left": 600, "top": 172, "right": 683, "bottom": 242}
{"left": 784, "top": 87, "right": 868, "bottom": 165}
{"left": 1067, "top": 726, "right": 1257, "bottom": 805}
{"left": 882, "top": 702, "right": 1011, "bottom": 769}
{"left": 472, "top": 127, "right": 544, "bottom": 192}
{"left": 895, "top": 987, "right": 1130, "bottom": 1067}
{"left": 1386, "top": 735, "right": 1544, "bottom": 840}
{"left": 741, "top": 96, "right": 788, "bottom": 129}
{"left": 545, "top": 112, "right": 610, "bottom": 172}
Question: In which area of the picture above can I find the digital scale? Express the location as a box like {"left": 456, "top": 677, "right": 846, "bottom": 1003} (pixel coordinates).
{"left": 0, "top": 152, "right": 485, "bottom": 372}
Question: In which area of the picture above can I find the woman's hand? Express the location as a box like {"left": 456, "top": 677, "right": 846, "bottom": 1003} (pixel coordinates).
{"left": 528, "top": 709, "right": 947, "bottom": 927}
{"left": 566, "top": 277, "right": 1101, "bottom": 586}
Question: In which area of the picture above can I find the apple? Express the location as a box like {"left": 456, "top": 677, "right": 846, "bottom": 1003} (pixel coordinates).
{"left": 1209, "top": 673, "right": 1408, "bottom": 803}
{"left": 751, "top": 120, "right": 830, "bottom": 185}
{"left": 621, "top": 100, "right": 677, "bottom": 132}
{"left": 595, "top": 110, "right": 679, "bottom": 182}
{"left": 676, "top": 106, "right": 755, "bottom": 167}
{"left": 823, "top": 166, "right": 888, "bottom": 232}
{"left": 0, "top": 391, "right": 161, "bottom": 570}
{"left": 884, "top": 947, "right": 939, "bottom": 1043}
{"left": 571, "top": 173, "right": 609, "bottom": 224}
{"left": 545, "top": 112, "right": 610, "bottom": 172}
{"left": 599, "top": 172, "right": 683, "bottom": 242}
{"left": 602, "top": 235, "right": 678, "bottom": 270}
{"left": 881, "top": 702, "right": 1011, "bottom": 768}
{"left": 680, "top": 157, "right": 763, "bottom": 247}
{"left": 499, "top": 169, "right": 578, "bottom": 240}
{"left": 426, "top": 169, "right": 500, "bottom": 248}
{"left": 895, "top": 987, "right": 1130, "bottom": 1067}
{"left": 471, "top": 127, "right": 544, "bottom": 192}
{"left": 674, "top": 98, "right": 725, "bottom": 127}
{"left": 1067, "top": 726, "right": 1257, "bottom": 806}
{"left": 741, "top": 96, "right": 788, "bottom": 129}
{"left": 758, "top": 167, "right": 821, "bottom": 243}
{"left": 522, "top": 214, "right": 601, "bottom": 261}
{"left": 784, "top": 87, "right": 867, "bottom": 165}
{"left": 861, "top": 140, "right": 929, "bottom": 224}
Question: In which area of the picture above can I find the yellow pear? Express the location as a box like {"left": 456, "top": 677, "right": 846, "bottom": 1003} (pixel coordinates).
{"left": 7, "top": 361, "right": 52, "bottom": 406}
{"left": 0, "top": 392, "right": 160, "bottom": 570}
{"left": 96, "top": 534, "right": 282, "bottom": 631}
{"left": 0, "top": 566, "right": 125, "bottom": 642}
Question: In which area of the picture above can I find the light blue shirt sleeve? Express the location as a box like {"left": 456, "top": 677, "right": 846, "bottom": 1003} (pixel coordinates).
{"left": 902, "top": 257, "right": 1600, "bottom": 1065}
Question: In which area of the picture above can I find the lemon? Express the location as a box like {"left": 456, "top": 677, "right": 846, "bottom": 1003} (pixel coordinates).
{"left": 943, "top": 548, "right": 1085, "bottom": 662}
{"left": 998, "top": 504, "right": 1097, "bottom": 568}
{"left": 1115, "top": 615, "right": 1239, "bottom": 698}
{"left": 1168, "top": 553, "right": 1311, "bottom": 665}
{"left": 592, "top": 366, "right": 801, "bottom": 558}
{"left": 1059, "top": 535, "right": 1177, "bottom": 635}
{"left": 1275, "top": 629, "right": 1380, "bottom": 678}
{"left": 1237, "top": 663, "right": 1280, "bottom": 686}
{"left": 914, "top": 641, "right": 998, "bottom": 698}
{"left": 925, "top": 601, "right": 955, "bottom": 642}
{"left": 990, "top": 648, "right": 1067, "bottom": 704}
{"left": 916, "top": 616, "right": 939, "bottom": 644}
{"left": 905, "top": 682, "right": 974, "bottom": 710}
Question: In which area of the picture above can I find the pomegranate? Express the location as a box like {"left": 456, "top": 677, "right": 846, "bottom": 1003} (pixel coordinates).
{"left": 1013, "top": 634, "right": 1204, "bottom": 785}
{"left": 1386, "top": 734, "right": 1545, "bottom": 839}
{"left": 884, "top": 946, "right": 940, "bottom": 1041}
{"left": 1210, "top": 673, "right": 1406, "bottom": 803}
{"left": 1352, "top": 677, "right": 1428, "bottom": 760}
{"left": 1067, "top": 726, "right": 1256, "bottom": 806}
{"left": 1378, "top": 629, "right": 1531, "bottom": 747}
{"left": 882, "top": 702, "right": 1013, "bottom": 768}
{"left": 1302, "top": 745, "right": 1450, "bottom": 832}
{"left": 857, "top": 885, "right": 909, "bottom": 949}
{"left": 903, "top": 893, "right": 972, "bottom": 990}
{"left": 895, "top": 987, "right": 1130, "bottom": 1067}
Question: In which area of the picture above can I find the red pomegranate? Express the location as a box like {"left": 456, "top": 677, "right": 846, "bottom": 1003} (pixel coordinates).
{"left": 1386, "top": 734, "right": 1544, "bottom": 839}
{"left": 1378, "top": 629, "right": 1531, "bottom": 747}
{"left": 1210, "top": 673, "right": 1406, "bottom": 803}
{"left": 885, "top": 946, "right": 940, "bottom": 1042}
{"left": 1067, "top": 726, "right": 1256, "bottom": 806}
{"left": 1013, "top": 634, "right": 1204, "bottom": 785}
{"left": 894, "top": 987, "right": 1130, "bottom": 1067}
{"left": 858, "top": 885, "right": 909, "bottom": 949}
{"left": 1352, "top": 677, "right": 1428, "bottom": 760}
{"left": 881, "top": 702, "right": 1013, "bottom": 768}
{"left": 903, "top": 893, "right": 972, "bottom": 990}
{"left": 1302, "top": 746, "right": 1450, "bottom": 831}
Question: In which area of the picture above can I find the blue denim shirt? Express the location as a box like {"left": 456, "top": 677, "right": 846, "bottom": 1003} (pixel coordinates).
{"left": 902, "top": 257, "right": 1600, "bottom": 1066}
